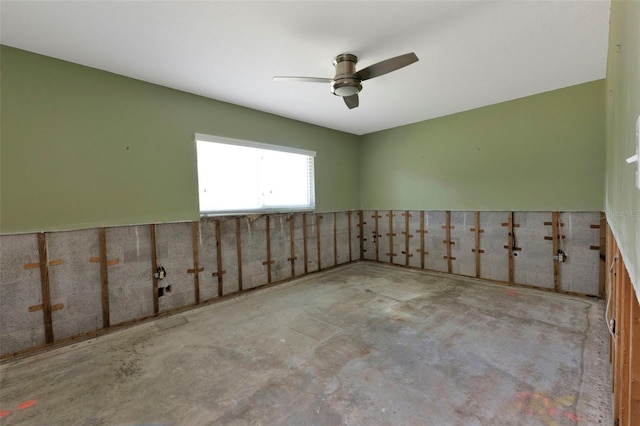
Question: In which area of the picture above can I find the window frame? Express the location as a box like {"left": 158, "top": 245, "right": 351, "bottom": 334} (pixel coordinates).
{"left": 195, "top": 133, "right": 316, "bottom": 216}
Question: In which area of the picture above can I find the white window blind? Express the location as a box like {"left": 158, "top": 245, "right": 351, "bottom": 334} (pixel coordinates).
{"left": 195, "top": 134, "right": 316, "bottom": 214}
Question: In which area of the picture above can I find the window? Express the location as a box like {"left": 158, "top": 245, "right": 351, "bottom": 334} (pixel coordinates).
{"left": 195, "top": 133, "right": 316, "bottom": 214}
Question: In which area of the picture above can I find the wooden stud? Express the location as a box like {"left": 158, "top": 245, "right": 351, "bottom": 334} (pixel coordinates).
{"left": 551, "top": 212, "right": 560, "bottom": 292}
{"left": 507, "top": 212, "right": 515, "bottom": 285}
{"left": 613, "top": 247, "right": 621, "bottom": 419}
{"left": 316, "top": 214, "right": 322, "bottom": 271}
{"left": 98, "top": 227, "right": 110, "bottom": 328}
{"left": 347, "top": 211, "right": 353, "bottom": 262}
{"left": 303, "top": 213, "right": 309, "bottom": 274}
{"left": 214, "top": 219, "right": 224, "bottom": 297}
{"left": 29, "top": 303, "right": 64, "bottom": 313}
{"left": 404, "top": 210, "right": 411, "bottom": 266}
{"left": 236, "top": 217, "right": 243, "bottom": 291}
{"left": 24, "top": 259, "right": 63, "bottom": 269}
{"left": 287, "top": 214, "right": 296, "bottom": 278}
{"left": 501, "top": 222, "right": 520, "bottom": 228}
{"left": 608, "top": 225, "right": 615, "bottom": 368}
{"left": 629, "top": 285, "right": 640, "bottom": 423}
{"left": 445, "top": 211, "right": 452, "bottom": 274}
{"left": 90, "top": 257, "right": 119, "bottom": 266}
{"left": 617, "top": 258, "right": 631, "bottom": 425}
{"left": 333, "top": 212, "right": 338, "bottom": 266}
{"left": 387, "top": 210, "right": 396, "bottom": 262}
{"left": 598, "top": 213, "right": 607, "bottom": 299}
{"left": 358, "top": 210, "right": 364, "bottom": 260}
{"left": 474, "top": 211, "right": 481, "bottom": 278}
{"left": 374, "top": 210, "right": 380, "bottom": 262}
{"left": 417, "top": 211, "right": 426, "bottom": 269}
{"left": 150, "top": 224, "right": 160, "bottom": 314}
{"left": 190, "top": 222, "right": 201, "bottom": 304}
{"left": 264, "top": 215, "right": 273, "bottom": 283}
{"left": 544, "top": 221, "right": 564, "bottom": 227}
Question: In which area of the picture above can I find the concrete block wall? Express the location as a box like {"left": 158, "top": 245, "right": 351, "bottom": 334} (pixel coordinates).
{"left": 0, "top": 211, "right": 361, "bottom": 357}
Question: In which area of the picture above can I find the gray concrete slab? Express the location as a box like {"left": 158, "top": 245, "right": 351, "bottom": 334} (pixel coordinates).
{"left": 0, "top": 263, "right": 610, "bottom": 425}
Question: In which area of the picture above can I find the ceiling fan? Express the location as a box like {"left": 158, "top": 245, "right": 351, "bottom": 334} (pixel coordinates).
{"left": 273, "top": 52, "right": 419, "bottom": 109}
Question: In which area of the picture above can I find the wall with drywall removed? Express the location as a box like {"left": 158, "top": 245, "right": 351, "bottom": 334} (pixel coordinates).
{"left": 1, "top": 209, "right": 602, "bottom": 358}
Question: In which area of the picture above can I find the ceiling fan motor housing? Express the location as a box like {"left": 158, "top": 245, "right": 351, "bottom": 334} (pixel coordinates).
{"left": 331, "top": 54, "right": 362, "bottom": 97}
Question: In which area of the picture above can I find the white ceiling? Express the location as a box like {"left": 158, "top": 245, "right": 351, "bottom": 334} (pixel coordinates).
{"left": 1, "top": 0, "right": 610, "bottom": 135}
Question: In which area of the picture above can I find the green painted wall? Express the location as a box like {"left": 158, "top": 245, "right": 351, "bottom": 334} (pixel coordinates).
{"left": 0, "top": 46, "right": 361, "bottom": 234}
{"left": 359, "top": 80, "right": 605, "bottom": 212}
{"left": 605, "top": 0, "right": 639, "bottom": 293}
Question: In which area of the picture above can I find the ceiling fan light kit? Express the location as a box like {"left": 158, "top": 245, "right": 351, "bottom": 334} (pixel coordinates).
{"left": 274, "top": 52, "right": 419, "bottom": 109}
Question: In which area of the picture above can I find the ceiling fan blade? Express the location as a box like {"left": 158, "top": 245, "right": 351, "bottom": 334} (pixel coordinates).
{"left": 272, "top": 76, "right": 332, "bottom": 83}
{"left": 343, "top": 94, "right": 359, "bottom": 109}
{"left": 355, "top": 52, "right": 419, "bottom": 81}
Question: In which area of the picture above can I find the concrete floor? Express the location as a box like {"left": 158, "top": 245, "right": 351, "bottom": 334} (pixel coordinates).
{"left": 0, "top": 262, "right": 611, "bottom": 425}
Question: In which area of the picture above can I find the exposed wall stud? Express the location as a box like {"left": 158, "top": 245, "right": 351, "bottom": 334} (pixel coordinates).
{"left": 150, "top": 224, "right": 160, "bottom": 314}
{"left": 401, "top": 211, "right": 413, "bottom": 266}
{"left": 303, "top": 213, "right": 309, "bottom": 273}
{"left": 416, "top": 211, "right": 427, "bottom": 269}
{"left": 386, "top": 210, "right": 397, "bottom": 262}
{"left": 444, "top": 211, "right": 453, "bottom": 273}
{"left": 185, "top": 222, "right": 203, "bottom": 303}
{"left": 263, "top": 215, "right": 274, "bottom": 283}
{"left": 471, "top": 212, "right": 484, "bottom": 278}
{"left": 598, "top": 214, "right": 607, "bottom": 298}
{"left": 316, "top": 214, "right": 322, "bottom": 271}
{"left": 358, "top": 210, "right": 364, "bottom": 260}
{"left": 615, "top": 256, "right": 631, "bottom": 424}
{"left": 98, "top": 227, "right": 110, "bottom": 327}
{"left": 347, "top": 211, "right": 353, "bottom": 262}
{"left": 213, "top": 219, "right": 225, "bottom": 297}
{"left": 551, "top": 212, "right": 560, "bottom": 292}
{"left": 333, "top": 212, "right": 338, "bottom": 266}
{"left": 629, "top": 284, "right": 640, "bottom": 421}
{"left": 287, "top": 214, "right": 296, "bottom": 277}
{"left": 37, "top": 233, "right": 54, "bottom": 343}
{"left": 236, "top": 217, "right": 243, "bottom": 291}
{"left": 373, "top": 210, "right": 381, "bottom": 261}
